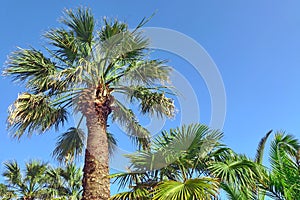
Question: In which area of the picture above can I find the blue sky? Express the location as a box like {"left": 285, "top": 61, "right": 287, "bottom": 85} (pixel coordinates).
{"left": 1, "top": 0, "right": 300, "bottom": 196}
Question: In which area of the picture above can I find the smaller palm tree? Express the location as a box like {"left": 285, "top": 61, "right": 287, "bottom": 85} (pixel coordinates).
{"left": 2, "top": 160, "right": 50, "bottom": 200}
{"left": 111, "top": 124, "right": 269, "bottom": 200}
{"left": 219, "top": 130, "right": 300, "bottom": 200}
{"left": 259, "top": 132, "right": 300, "bottom": 200}
{"left": 0, "top": 183, "right": 16, "bottom": 200}
{"left": 111, "top": 124, "right": 224, "bottom": 199}
{"left": 212, "top": 131, "right": 272, "bottom": 200}
{"left": 46, "top": 163, "right": 83, "bottom": 199}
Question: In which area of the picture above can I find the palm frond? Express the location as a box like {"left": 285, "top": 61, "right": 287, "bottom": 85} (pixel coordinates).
{"left": 3, "top": 48, "right": 58, "bottom": 92}
{"left": 62, "top": 7, "right": 94, "bottom": 46}
{"left": 255, "top": 130, "right": 272, "bottom": 164}
{"left": 209, "top": 155, "right": 262, "bottom": 188}
{"left": 47, "top": 164, "right": 83, "bottom": 198}
{"left": 2, "top": 161, "right": 22, "bottom": 186}
{"left": 112, "top": 99, "right": 150, "bottom": 150}
{"left": 221, "top": 183, "right": 257, "bottom": 200}
{"left": 98, "top": 18, "right": 150, "bottom": 81}
{"left": 7, "top": 93, "right": 68, "bottom": 138}
{"left": 101, "top": 30, "right": 148, "bottom": 64}
{"left": 267, "top": 132, "right": 300, "bottom": 199}
{"left": 52, "top": 127, "right": 86, "bottom": 163}
{"left": 116, "top": 86, "right": 175, "bottom": 118}
{"left": 116, "top": 60, "right": 171, "bottom": 86}
{"left": 0, "top": 183, "right": 16, "bottom": 199}
{"left": 44, "top": 28, "right": 78, "bottom": 64}
{"left": 152, "top": 178, "right": 219, "bottom": 200}
{"left": 24, "top": 160, "right": 48, "bottom": 184}
{"left": 107, "top": 132, "right": 117, "bottom": 155}
{"left": 99, "top": 18, "right": 128, "bottom": 42}
{"left": 127, "top": 150, "right": 172, "bottom": 172}
{"left": 128, "top": 124, "right": 223, "bottom": 173}
{"left": 110, "top": 172, "right": 149, "bottom": 191}
{"left": 110, "top": 187, "right": 150, "bottom": 200}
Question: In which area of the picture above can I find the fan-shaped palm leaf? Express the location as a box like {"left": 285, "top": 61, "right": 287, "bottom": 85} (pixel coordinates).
{"left": 152, "top": 178, "right": 219, "bottom": 200}
{"left": 52, "top": 127, "right": 86, "bottom": 163}
{"left": 52, "top": 126, "right": 117, "bottom": 163}
{"left": 209, "top": 154, "right": 263, "bottom": 189}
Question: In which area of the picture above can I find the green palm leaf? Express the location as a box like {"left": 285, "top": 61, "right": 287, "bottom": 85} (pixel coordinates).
{"left": 110, "top": 187, "right": 150, "bottom": 200}
{"left": 2, "top": 161, "right": 22, "bottom": 186}
{"left": 116, "top": 86, "right": 175, "bottom": 118}
{"left": 0, "top": 183, "right": 16, "bottom": 199}
{"left": 52, "top": 127, "right": 117, "bottom": 163}
{"left": 52, "top": 127, "right": 86, "bottom": 163}
{"left": 152, "top": 178, "right": 219, "bottom": 200}
{"left": 62, "top": 8, "right": 94, "bottom": 50}
{"left": 112, "top": 99, "right": 150, "bottom": 149}
{"left": 44, "top": 28, "right": 78, "bottom": 64}
{"left": 209, "top": 155, "right": 262, "bottom": 188}
{"left": 255, "top": 130, "right": 272, "bottom": 164}
{"left": 48, "top": 163, "right": 83, "bottom": 199}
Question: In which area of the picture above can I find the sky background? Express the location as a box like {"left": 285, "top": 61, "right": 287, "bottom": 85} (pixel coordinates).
{"left": 1, "top": 0, "right": 300, "bottom": 197}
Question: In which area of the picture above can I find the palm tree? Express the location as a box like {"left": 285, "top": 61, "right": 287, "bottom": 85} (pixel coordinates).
{"left": 0, "top": 183, "right": 16, "bottom": 200}
{"left": 3, "top": 7, "right": 175, "bottom": 199}
{"left": 2, "top": 160, "right": 50, "bottom": 200}
{"left": 111, "top": 124, "right": 225, "bottom": 199}
{"left": 111, "top": 124, "right": 265, "bottom": 200}
{"left": 47, "top": 163, "right": 83, "bottom": 199}
{"left": 219, "top": 130, "right": 300, "bottom": 200}
{"left": 210, "top": 154, "right": 265, "bottom": 200}
{"left": 259, "top": 132, "right": 300, "bottom": 200}
{"left": 212, "top": 131, "right": 272, "bottom": 200}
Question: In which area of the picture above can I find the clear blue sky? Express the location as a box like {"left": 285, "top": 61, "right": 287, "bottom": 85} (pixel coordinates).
{"left": 1, "top": 0, "right": 300, "bottom": 195}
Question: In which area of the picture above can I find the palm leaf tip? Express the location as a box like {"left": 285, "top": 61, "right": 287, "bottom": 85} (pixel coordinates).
{"left": 255, "top": 130, "right": 273, "bottom": 164}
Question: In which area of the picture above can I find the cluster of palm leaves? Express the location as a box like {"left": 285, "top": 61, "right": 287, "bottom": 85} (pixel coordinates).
{"left": 109, "top": 125, "right": 300, "bottom": 200}
{"left": 0, "top": 161, "right": 82, "bottom": 200}
{"left": 2, "top": 6, "right": 300, "bottom": 200}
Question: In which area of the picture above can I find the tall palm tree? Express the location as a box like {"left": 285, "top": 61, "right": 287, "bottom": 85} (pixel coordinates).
{"left": 2, "top": 160, "right": 50, "bottom": 200}
{"left": 3, "top": 8, "right": 175, "bottom": 199}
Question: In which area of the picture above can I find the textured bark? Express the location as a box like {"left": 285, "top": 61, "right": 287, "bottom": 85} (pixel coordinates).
{"left": 80, "top": 86, "right": 113, "bottom": 200}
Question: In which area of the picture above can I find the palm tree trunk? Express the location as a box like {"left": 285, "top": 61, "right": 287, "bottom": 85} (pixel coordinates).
{"left": 82, "top": 110, "right": 110, "bottom": 199}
